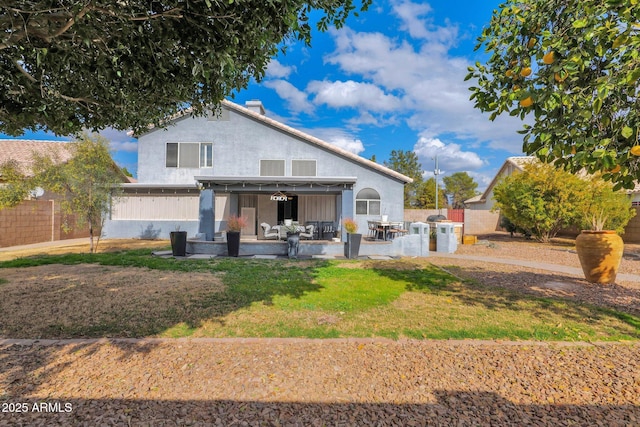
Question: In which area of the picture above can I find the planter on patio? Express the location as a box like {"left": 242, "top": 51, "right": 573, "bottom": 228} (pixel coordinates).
{"left": 344, "top": 233, "right": 362, "bottom": 259}
{"left": 226, "top": 231, "right": 241, "bottom": 257}
{"left": 170, "top": 231, "right": 187, "bottom": 257}
{"left": 287, "top": 232, "right": 300, "bottom": 259}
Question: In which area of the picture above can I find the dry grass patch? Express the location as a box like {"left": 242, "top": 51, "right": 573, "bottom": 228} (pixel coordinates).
{"left": 0, "top": 264, "right": 225, "bottom": 338}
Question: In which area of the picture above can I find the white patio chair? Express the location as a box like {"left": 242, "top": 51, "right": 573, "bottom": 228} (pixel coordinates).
{"left": 299, "top": 224, "right": 315, "bottom": 239}
{"left": 261, "top": 223, "right": 280, "bottom": 240}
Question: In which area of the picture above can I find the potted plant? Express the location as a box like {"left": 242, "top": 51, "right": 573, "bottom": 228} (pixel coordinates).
{"left": 226, "top": 215, "right": 247, "bottom": 257}
{"left": 170, "top": 226, "right": 187, "bottom": 257}
{"left": 575, "top": 178, "right": 636, "bottom": 284}
{"left": 282, "top": 223, "right": 301, "bottom": 258}
{"left": 343, "top": 218, "right": 362, "bottom": 259}
{"left": 429, "top": 229, "right": 437, "bottom": 252}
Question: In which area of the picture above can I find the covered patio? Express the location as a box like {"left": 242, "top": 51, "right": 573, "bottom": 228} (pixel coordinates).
{"left": 194, "top": 176, "right": 356, "bottom": 242}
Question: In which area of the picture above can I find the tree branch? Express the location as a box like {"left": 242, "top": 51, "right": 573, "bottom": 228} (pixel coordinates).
{"left": 13, "top": 59, "right": 37, "bottom": 83}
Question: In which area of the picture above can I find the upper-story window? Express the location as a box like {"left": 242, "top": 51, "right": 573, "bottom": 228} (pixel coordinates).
{"left": 292, "top": 160, "right": 317, "bottom": 176}
{"left": 166, "top": 143, "right": 212, "bottom": 168}
{"left": 356, "top": 188, "right": 381, "bottom": 215}
{"left": 260, "top": 159, "right": 285, "bottom": 176}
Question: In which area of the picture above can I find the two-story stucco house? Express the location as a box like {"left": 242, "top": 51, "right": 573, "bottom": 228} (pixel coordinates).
{"left": 103, "top": 100, "right": 412, "bottom": 243}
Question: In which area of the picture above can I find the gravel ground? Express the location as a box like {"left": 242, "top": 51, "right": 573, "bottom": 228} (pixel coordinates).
{"left": 1, "top": 339, "right": 639, "bottom": 426}
{"left": 1, "top": 234, "right": 640, "bottom": 426}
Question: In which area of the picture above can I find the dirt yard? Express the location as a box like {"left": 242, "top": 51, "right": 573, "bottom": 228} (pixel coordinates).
{"left": 0, "top": 238, "right": 170, "bottom": 262}
{"left": 1, "top": 235, "right": 640, "bottom": 425}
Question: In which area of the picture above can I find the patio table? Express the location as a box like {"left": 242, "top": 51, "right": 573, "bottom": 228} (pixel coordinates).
{"left": 371, "top": 221, "right": 406, "bottom": 241}
{"left": 371, "top": 220, "right": 393, "bottom": 241}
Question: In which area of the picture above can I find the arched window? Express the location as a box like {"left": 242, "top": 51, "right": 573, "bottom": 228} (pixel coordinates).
{"left": 356, "top": 188, "right": 381, "bottom": 215}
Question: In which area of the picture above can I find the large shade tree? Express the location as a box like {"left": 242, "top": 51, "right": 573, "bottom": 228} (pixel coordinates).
{"left": 443, "top": 171, "right": 479, "bottom": 208}
{"left": 416, "top": 177, "right": 448, "bottom": 209}
{"left": 0, "top": 0, "right": 370, "bottom": 136}
{"left": 468, "top": 0, "right": 640, "bottom": 189}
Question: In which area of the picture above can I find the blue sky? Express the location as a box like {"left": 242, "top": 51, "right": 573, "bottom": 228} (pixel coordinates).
{"left": 3, "top": 0, "right": 528, "bottom": 191}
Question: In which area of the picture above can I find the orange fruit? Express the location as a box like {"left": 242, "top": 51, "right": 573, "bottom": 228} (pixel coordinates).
{"left": 527, "top": 38, "right": 537, "bottom": 49}
{"left": 521, "top": 67, "right": 532, "bottom": 77}
{"left": 631, "top": 145, "right": 640, "bottom": 156}
{"left": 506, "top": 69, "right": 514, "bottom": 78}
{"left": 570, "top": 146, "right": 577, "bottom": 155}
{"left": 543, "top": 51, "right": 556, "bottom": 65}
{"left": 608, "top": 165, "right": 621, "bottom": 173}
{"left": 519, "top": 96, "right": 534, "bottom": 107}
{"left": 554, "top": 71, "right": 568, "bottom": 83}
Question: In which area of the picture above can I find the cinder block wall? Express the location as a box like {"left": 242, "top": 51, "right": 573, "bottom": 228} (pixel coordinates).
{"left": 404, "top": 209, "right": 442, "bottom": 223}
{"left": 622, "top": 207, "right": 640, "bottom": 243}
{"left": 0, "top": 200, "right": 90, "bottom": 248}
{"left": 462, "top": 210, "right": 501, "bottom": 235}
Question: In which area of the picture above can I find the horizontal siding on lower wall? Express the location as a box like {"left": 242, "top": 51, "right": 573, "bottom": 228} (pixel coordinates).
{"left": 111, "top": 195, "right": 199, "bottom": 220}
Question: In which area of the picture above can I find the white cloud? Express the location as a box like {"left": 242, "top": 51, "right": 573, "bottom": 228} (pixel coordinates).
{"left": 325, "top": 14, "right": 526, "bottom": 155}
{"left": 302, "top": 127, "right": 365, "bottom": 155}
{"left": 308, "top": 80, "right": 402, "bottom": 112}
{"left": 391, "top": 0, "right": 433, "bottom": 39}
{"left": 98, "top": 128, "right": 138, "bottom": 153}
{"left": 413, "top": 136, "right": 486, "bottom": 173}
{"left": 266, "top": 59, "right": 295, "bottom": 79}
{"left": 467, "top": 170, "right": 494, "bottom": 193}
{"left": 263, "top": 79, "right": 314, "bottom": 114}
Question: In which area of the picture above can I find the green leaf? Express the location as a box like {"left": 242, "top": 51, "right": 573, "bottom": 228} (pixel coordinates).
{"left": 621, "top": 126, "right": 634, "bottom": 139}
{"left": 612, "top": 35, "right": 627, "bottom": 49}
{"left": 593, "top": 98, "right": 603, "bottom": 114}
{"left": 573, "top": 19, "right": 588, "bottom": 29}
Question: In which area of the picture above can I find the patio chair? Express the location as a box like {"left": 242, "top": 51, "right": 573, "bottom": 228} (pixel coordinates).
{"left": 299, "top": 224, "right": 315, "bottom": 240}
{"left": 261, "top": 223, "right": 280, "bottom": 240}
{"left": 388, "top": 222, "right": 408, "bottom": 239}
{"left": 368, "top": 220, "right": 385, "bottom": 240}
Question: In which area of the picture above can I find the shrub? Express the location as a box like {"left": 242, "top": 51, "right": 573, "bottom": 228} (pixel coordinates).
{"left": 226, "top": 215, "right": 248, "bottom": 232}
{"left": 343, "top": 218, "right": 358, "bottom": 234}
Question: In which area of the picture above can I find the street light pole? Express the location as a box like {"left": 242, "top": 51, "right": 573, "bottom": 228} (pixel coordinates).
{"left": 434, "top": 155, "right": 441, "bottom": 212}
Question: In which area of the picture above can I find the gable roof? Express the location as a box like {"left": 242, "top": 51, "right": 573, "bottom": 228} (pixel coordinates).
{"left": 138, "top": 100, "right": 413, "bottom": 184}
{"left": 465, "top": 156, "right": 535, "bottom": 204}
{"left": 0, "top": 140, "right": 73, "bottom": 177}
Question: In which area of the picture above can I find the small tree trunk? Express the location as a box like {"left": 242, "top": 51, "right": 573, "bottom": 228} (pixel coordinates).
{"left": 89, "top": 222, "right": 94, "bottom": 253}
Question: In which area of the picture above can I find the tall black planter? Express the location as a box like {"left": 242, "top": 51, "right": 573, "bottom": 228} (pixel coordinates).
{"left": 344, "top": 233, "right": 362, "bottom": 259}
{"left": 226, "top": 231, "right": 241, "bottom": 257}
{"left": 170, "top": 231, "right": 187, "bottom": 257}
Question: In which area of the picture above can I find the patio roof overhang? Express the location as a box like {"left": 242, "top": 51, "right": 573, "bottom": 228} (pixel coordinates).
{"left": 194, "top": 175, "right": 357, "bottom": 192}
{"left": 118, "top": 183, "right": 199, "bottom": 194}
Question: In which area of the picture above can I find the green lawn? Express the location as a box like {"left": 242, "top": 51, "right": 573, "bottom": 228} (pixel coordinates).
{"left": 1, "top": 250, "right": 638, "bottom": 341}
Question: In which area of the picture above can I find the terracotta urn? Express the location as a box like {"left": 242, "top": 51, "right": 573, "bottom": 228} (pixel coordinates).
{"left": 575, "top": 230, "right": 624, "bottom": 284}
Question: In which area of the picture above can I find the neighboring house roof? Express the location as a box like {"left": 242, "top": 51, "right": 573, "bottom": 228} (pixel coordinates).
{"left": 137, "top": 99, "right": 413, "bottom": 184}
{"left": 465, "top": 156, "right": 535, "bottom": 205}
{"left": 0, "top": 140, "right": 73, "bottom": 177}
{"left": 0, "top": 139, "right": 134, "bottom": 183}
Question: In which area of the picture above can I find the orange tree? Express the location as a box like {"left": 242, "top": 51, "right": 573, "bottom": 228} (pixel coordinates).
{"left": 467, "top": 0, "right": 640, "bottom": 190}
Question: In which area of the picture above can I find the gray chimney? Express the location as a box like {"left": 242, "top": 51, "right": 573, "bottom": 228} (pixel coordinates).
{"left": 245, "top": 100, "right": 265, "bottom": 115}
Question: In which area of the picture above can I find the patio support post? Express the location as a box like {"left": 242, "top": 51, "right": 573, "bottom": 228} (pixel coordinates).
{"left": 198, "top": 188, "right": 215, "bottom": 241}
{"left": 340, "top": 189, "right": 353, "bottom": 242}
